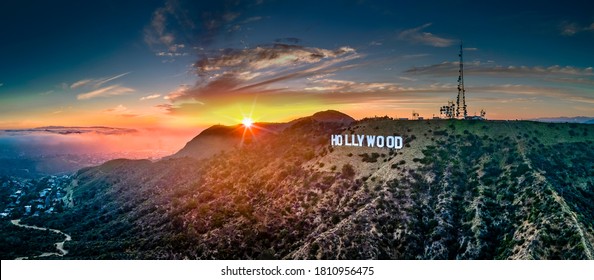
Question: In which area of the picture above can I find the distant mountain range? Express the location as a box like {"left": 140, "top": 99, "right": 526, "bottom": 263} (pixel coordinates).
{"left": 530, "top": 116, "right": 594, "bottom": 124}
{"left": 17, "top": 111, "right": 594, "bottom": 260}
{"left": 1, "top": 126, "right": 137, "bottom": 135}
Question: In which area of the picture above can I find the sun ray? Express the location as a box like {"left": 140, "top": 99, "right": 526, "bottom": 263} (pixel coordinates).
{"left": 242, "top": 117, "right": 253, "bottom": 128}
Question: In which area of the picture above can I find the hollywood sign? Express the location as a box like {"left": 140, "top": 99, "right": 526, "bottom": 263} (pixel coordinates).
{"left": 331, "top": 134, "right": 404, "bottom": 149}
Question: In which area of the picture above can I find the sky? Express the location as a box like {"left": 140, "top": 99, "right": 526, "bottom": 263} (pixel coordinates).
{"left": 1, "top": 0, "right": 593, "bottom": 137}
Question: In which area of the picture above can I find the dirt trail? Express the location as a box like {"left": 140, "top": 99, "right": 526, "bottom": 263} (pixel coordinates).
{"left": 10, "top": 219, "right": 71, "bottom": 260}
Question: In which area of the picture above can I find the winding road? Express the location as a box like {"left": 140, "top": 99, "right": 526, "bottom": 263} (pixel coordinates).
{"left": 10, "top": 219, "right": 72, "bottom": 260}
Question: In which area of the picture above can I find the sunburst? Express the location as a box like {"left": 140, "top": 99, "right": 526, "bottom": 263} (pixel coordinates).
{"left": 241, "top": 117, "right": 254, "bottom": 128}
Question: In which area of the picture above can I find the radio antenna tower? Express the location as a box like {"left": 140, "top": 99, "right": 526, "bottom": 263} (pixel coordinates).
{"left": 456, "top": 42, "right": 467, "bottom": 119}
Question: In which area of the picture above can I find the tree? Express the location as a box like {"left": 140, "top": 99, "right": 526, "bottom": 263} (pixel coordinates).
{"left": 341, "top": 164, "right": 355, "bottom": 179}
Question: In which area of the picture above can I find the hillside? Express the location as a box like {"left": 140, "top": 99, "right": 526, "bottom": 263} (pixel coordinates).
{"left": 23, "top": 113, "right": 594, "bottom": 260}
{"left": 168, "top": 123, "right": 288, "bottom": 160}
{"left": 169, "top": 110, "right": 353, "bottom": 160}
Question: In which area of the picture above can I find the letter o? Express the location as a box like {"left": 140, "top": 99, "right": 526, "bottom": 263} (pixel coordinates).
{"left": 376, "top": 136, "right": 385, "bottom": 148}
{"left": 386, "top": 136, "right": 395, "bottom": 148}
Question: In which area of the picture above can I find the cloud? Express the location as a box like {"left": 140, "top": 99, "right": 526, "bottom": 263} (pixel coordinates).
{"left": 155, "top": 103, "right": 174, "bottom": 110}
{"left": 164, "top": 43, "right": 359, "bottom": 101}
{"left": 103, "top": 104, "right": 128, "bottom": 113}
{"left": 156, "top": 51, "right": 188, "bottom": 57}
{"left": 0, "top": 83, "right": 3, "bottom": 87}
{"left": 2, "top": 126, "right": 137, "bottom": 136}
{"left": 402, "top": 53, "right": 430, "bottom": 59}
{"left": 275, "top": 37, "right": 300, "bottom": 44}
{"left": 460, "top": 84, "right": 594, "bottom": 105}
{"left": 77, "top": 85, "right": 135, "bottom": 100}
{"left": 560, "top": 21, "right": 594, "bottom": 36}
{"left": 226, "top": 16, "right": 264, "bottom": 32}
{"left": 144, "top": 0, "right": 254, "bottom": 55}
{"left": 398, "top": 76, "right": 417, "bottom": 82}
{"left": 405, "top": 62, "right": 594, "bottom": 79}
{"left": 304, "top": 82, "right": 594, "bottom": 109}
{"left": 195, "top": 44, "right": 356, "bottom": 74}
{"left": 398, "top": 23, "right": 455, "bottom": 47}
{"left": 545, "top": 77, "right": 594, "bottom": 86}
{"left": 70, "top": 72, "right": 130, "bottom": 89}
{"left": 223, "top": 12, "right": 240, "bottom": 22}
{"left": 70, "top": 79, "right": 92, "bottom": 89}
{"left": 561, "top": 22, "right": 580, "bottom": 36}
{"left": 102, "top": 104, "right": 140, "bottom": 118}
{"left": 304, "top": 78, "right": 399, "bottom": 92}
{"left": 145, "top": 4, "right": 176, "bottom": 49}
{"left": 71, "top": 72, "right": 133, "bottom": 100}
{"left": 140, "top": 94, "right": 162, "bottom": 100}
{"left": 164, "top": 84, "right": 192, "bottom": 100}
{"left": 565, "top": 96, "right": 594, "bottom": 104}
{"left": 95, "top": 72, "right": 131, "bottom": 87}
{"left": 242, "top": 16, "right": 262, "bottom": 24}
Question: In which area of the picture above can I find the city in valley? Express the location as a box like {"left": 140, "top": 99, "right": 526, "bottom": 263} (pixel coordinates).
{"left": 1, "top": 175, "right": 73, "bottom": 220}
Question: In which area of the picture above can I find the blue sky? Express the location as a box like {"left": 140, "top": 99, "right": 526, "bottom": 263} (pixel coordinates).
{"left": 1, "top": 0, "right": 593, "bottom": 129}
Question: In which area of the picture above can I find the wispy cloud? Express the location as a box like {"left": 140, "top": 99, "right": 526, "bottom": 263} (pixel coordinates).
{"left": 304, "top": 78, "right": 399, "bottom": 92}
{"left": 70, "top": 79, "right": 92, "bottom": 89}
{"left": 560, "top": 22, "right": 580, "bottom": 36}
{"left": 311, "top": 83, "right": 594, "bottom": 107}
{"left": 242, "top": 16, "right": 262, "bottom": 24}
{"left": 156, "top": 51, "right": 188, "bottom": 57}
{"left": 545, "top": 77, "right": 594, "bottom": 86}
{"left": 77, "top": 85, "right": 135, "bottom": 100}
{"left": 397, "top": 23, "right": 455, "bottom": 47}
{"left": 70, "top": 72, "right": 130, "bottom": 89}
{"left": 145, "top": 3, "right": 177, "bottom": 49}
{"left": 103, "top": 104, "right": 128, "bottom": 113}
{"left": 95, "top": 72, "right": 131, "bottom": 87}
{"left": 103, "top": 104, "right": 139, "bottom": 117}
{"left": 566, "top": 96, "right": 594, "bottom": 104}
{"left": 398, "top": 76, "right": 417, "bottom": 82}
{"left": 103, "top": 104, "right": 139, "bottom": 118}
{"left": 144, "top": 0, "right": 253, "bottom": 57}
{"left": 140, "top": 94, "right": 162, "bottom": 101}
{"left": 194, "top": 44, "right": 356, "bottom": 73}
{"left": 0, "top": 83, "right": 4, "bottom": 87}
{"left": 405, "top": 62, "right": 594, "bottom": 79}
{"left": 164, "top": 85, "right": 191, "bottom": 100}
{"left": 164, "top": 43, "right": 359, "bottom": 101}
{"left": 71, "top": 72, "right": 133, "bottom": 100}
{"left": 275, "top": 37, "right": 300, "bottom": 44}
{"left": 228, "top": 16, "right": 264, "bottom": 32}
{"left": 560, "top": 21, "right": 594, "bottom": 36}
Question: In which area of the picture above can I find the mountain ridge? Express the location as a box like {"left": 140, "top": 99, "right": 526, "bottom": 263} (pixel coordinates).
{"left": 21, "top": 112, "right": 594, "bottom": 260}
{"left": 168, "top": 110, "right": 354, "bottom": 160}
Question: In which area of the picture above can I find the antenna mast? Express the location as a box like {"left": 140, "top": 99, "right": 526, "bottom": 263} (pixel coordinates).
{"left": 456, "top": 42, "right": 467, "bottom": 119}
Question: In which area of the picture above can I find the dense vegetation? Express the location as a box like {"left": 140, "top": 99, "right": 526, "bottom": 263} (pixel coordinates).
{"left": 19, "top": 117, "right": 594, "bottom": 259}
{"left": 0, "top": 221, "right": 64, "bottom": 259}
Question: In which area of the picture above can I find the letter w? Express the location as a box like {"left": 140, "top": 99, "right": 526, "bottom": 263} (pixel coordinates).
{"left": 366, "top": 135, "right": 376, "bottom": 147}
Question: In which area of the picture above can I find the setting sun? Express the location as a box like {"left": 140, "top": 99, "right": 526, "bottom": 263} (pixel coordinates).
{"left": 242, "top": 117, "right": 254, "bottom": 128}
